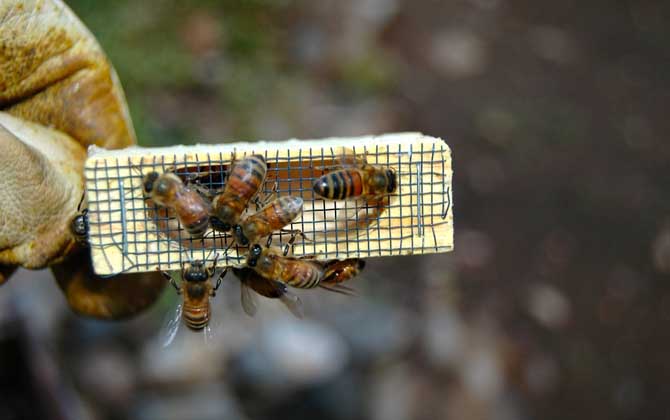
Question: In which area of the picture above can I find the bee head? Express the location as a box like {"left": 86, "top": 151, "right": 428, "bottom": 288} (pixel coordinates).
{"left": 247, "top": 244, "right": 263, "bottom": 267}
{"left": 386, "top": 169, "right": 397, "bottom": 193}
{"left": 184, "top": 261, "right": 208, "bottom": 282}
{"left": 214, "top": 204, "right": 237, "bottom": 227}
{"left": 372, "top": 171, "right": 387, "bottom": 190}
{"left": 143, "top": 172, "right": 160, "bottom": 195}
{"left": 312, "top": 176, "right": 329, "bottom": 197}
{"left": 210, "top": 216, "right": 231, "bottom": 232}
{"left": 70, "top": 212, "right": 89, "bottom": 239}
{"left": 155, "top": 177, "right": 172, "bottom": 196}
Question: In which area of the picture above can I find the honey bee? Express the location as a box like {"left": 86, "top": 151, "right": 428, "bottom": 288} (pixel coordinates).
{"left": 232, "top": 267, "right": 303, "bottom": 318}
{"left": 211, "top": 154, "right": 267, "bottom": 231}
{"left": 313, "top": 156, "right": 397, "bottom": 201}
{"left": 246, "top": 244, "right": 325, "bottom": 289}
{"left": 246, "top": 244, "right": 366, "bottom": 292}
{"left": 143, "top": 172, "right": 211, "bottom": 237}
{"left": 70, "top": 192, "right": 89, "bottom": 245}
{"left": 159, "top": 257, "right": 224, "bottom": 334}
{"left": 232, "top": 196, "right": 304, "bottom": 246}
{"left": 320, "top": 258, "right": 366, "bottom": 294}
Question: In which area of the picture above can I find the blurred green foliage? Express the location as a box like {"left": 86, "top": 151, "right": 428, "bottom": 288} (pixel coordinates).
{"left": 67, "top": 0, "right": 300, "bottom": 145}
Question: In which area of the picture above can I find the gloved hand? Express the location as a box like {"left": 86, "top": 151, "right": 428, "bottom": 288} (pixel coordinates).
{"left": 0, "top": 0, "right": 165, "bottom": 318}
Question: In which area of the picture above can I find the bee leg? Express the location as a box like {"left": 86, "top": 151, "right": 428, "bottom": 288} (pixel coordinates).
{"left": 158, "top": 269, "right": 181, "bottom": 294}
{"left": 182, "top": 172, "right": 199, "bottom": 182}
{"left": 252, "top": 196, "right": 264, "bottom": 211}
{"left": 280, "top": 229, "right": 316, "bottom": 258}
{"left": 274, "top": 229, "right": 308, "bottom": 256}
{"left": 225, "top": 152, "right": 238, "bottom": 183}
{"left": 211, "top": 268, "right": 227, "bottom": 296}
{"left": 190, "top": 182, "right": 219, "bottom": 201}
{"left": 281, "top": 231, "right": 302, "bottom": 256}
{"left": 253, "top": 180, "right": 279, "bottom": 210}
{"left": 279, "top": 229, "right": 312, "bottom": 243}
{"left": 76, "top": 191, "right": 87, "bottom": 212}
{"left": 211, "top": 252, "right": 220, "bottom": 271}
{"left": 345, "top": 196, "right": 389, "bottom": 230}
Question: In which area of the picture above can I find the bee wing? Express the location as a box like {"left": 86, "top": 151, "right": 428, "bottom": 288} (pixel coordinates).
{"left": 161, "top": 302, "right": 183, "bottom": 348}
{"left": 336, "top": 151, "right": 362, "bottom": 168}
{"left": 240, "top": 282, "right": 259, "bottom": 317}
{"left": 279, "top": 290, "right": 304, "bottom": 319}
{"left": 203, "top": 323, "right": 215, "bottom": 344}
{"left": 203, "top": 301, "right": 222, "bottom": 345}
{"left": 319, "top": 283, "right": 358, "bottom": 296}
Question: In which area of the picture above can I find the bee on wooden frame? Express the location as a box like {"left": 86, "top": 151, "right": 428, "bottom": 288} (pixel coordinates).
{"left": 142, "top": 171, "right": 211, "bottom": 238}
{"left": 231, "top": 196, "right": 304, "bottom": 247}
{"left": 313, "top": 154, "right": 397, "bottom": 201}
{"left": 245, "top": 244, "right": 364, "bottom": 293}
{"left": 210, "top": 154, "right": 267, "bottom": 232}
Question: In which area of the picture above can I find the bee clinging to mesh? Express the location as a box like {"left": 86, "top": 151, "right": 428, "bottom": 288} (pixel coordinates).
{"left": 231, "top": 267, "right": 304, "bottom": 318}
{"left": 246, "top": 244, "right": 325, "bottom": 289}
{"left": 159, "top": 255, "right": 224, "bottom": 332}
{"left": 142, "top": 171, "right": 211, "bottom": 237}
{"left": 70, "top": 192, "right": 89, "bottom": 245}
{"left": 211, "top": 154, "right": 267, "bottom": 232}
{"left": 232, "top": 196, "right": 304, "bottom": 247}
{"left": 313, "top": 155, "right": 397, "bottom": 201}
{"left": 245, "top": 245, "right": 366, "bottom": 293}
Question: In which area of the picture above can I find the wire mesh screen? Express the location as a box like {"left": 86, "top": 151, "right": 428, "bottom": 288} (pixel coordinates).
{"left": 84, "top": 133, "right": 453, "bottom": 275}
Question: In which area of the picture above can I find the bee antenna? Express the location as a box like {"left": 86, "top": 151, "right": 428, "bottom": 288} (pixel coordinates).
{"left": 180, "top": 248, "right": 196, "bottom": 266}
{"left": 129, "top": 161, "right": 145, "bottom": 176}
{"left": 221, "top": 240, "right": 235, "bottom": 259}
{"left": 76, "top": 191, "right": 86, "bottom": 213}
{"left": 202, "top": 248, "right": 218, "bottom": 264}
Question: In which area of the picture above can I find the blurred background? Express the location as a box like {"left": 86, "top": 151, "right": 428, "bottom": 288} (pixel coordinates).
{"left": 2, "top": 0, "right": 670, "bottom": 419}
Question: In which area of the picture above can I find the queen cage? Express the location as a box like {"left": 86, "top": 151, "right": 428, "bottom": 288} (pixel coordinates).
{"left": 84, "top": 133, "right": 453, "bottom": 275}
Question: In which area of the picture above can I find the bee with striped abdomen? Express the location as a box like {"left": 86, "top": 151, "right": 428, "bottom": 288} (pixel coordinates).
{"left": 232, "top": 267, "right": 303, "bottom": 318}
{"left": 320, "top": 258, "right": 366, "bottom": 295}
{"left": 143, "top": 171, "right": 211, "bottom": 237}
{"left": 159, "top": 257, "right": 224, "bottom": 332}
{"left": 313, "top": 156, "right": 397, "bottom": 201}
{"left": 245, "top": 244, "right": 366, "bottom": 292}
{"left": 232, "top": 196, "right": 304, "bottom": 246}
{"left": 246, "top": 244, "right": 324, "bottom": 289}
{"left": 211, "top": 154, "right": 267, "bottom": 232}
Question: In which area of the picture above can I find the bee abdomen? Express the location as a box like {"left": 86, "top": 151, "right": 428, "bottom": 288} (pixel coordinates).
{"left": 183, "top": 305, "right": 210, "bottom": 330}
{"left": 227, "top": 154, "right": 267, "bottom": 199}
{"left": 313, "top": 170, "right": 363, "bottom": 200}
{"left": 183, "top": 214, "right": 210, "bottom": 237}
{"left": 322, "top": 258, "right": 365, "bottom": 284}
{"left": 272, "top": 196, "right": 304, "bottom": 223}
{"left": 285, "top": 263, "right": 323, "bottom": 289}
